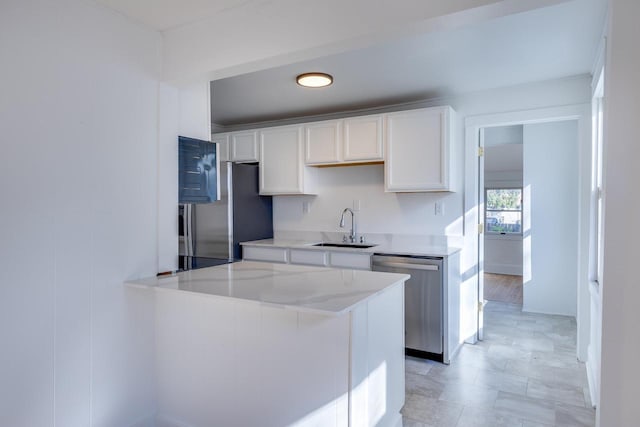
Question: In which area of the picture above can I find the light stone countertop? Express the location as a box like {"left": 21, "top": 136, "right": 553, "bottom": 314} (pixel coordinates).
{"left": 240, "top": 238, "right": 461, "bottom": 257}
{"left": 126, "top": 260, "right": 409, "bottom": 316}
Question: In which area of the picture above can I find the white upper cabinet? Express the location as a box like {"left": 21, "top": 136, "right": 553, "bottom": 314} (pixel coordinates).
{"left": 304, "top": 120, "right": 342, "bottom": 164}
{"left": 343, "top": 114, "right": 384, "bottom": 162}
{"left": 384, "top": 106, "right": 454, "bottom": 192}
{"left": 211, "top": 132, "right": 230, "bottom": 162}
{"left": 259, "top": 125, "right": 316, "bottom": 195}
{"left": 230, "top": 130, "right": 259, "bottom": 162}
{"left": 304, "top": 115, "right": 383, "bottom": 165}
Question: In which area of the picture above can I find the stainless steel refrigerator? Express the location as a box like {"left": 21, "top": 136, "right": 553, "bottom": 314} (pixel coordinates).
{"left": 179, "top": 162, "right": 273, "bottom": 270}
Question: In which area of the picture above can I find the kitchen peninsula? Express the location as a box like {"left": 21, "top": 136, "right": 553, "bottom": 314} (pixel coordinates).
{"left": 126, "top": 261, "right": 409, "bottom": 427}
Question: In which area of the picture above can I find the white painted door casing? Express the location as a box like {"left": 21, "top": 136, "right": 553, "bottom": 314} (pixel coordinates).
{"left": 385, "top": 106, "right": 453, "bottom": 192}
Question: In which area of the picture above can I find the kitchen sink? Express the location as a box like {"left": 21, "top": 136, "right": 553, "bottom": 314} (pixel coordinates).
{"left": 312, "top": 242, "right": 377, "bottom": 249}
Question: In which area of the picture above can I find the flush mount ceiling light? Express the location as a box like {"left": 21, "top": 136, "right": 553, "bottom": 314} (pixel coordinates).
{"left": 296, "top": 72, "right": 333, "bottom": 88}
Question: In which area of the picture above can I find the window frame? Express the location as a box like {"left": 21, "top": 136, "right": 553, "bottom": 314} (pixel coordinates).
{"left": 484, "top": 187, "right": 523, "bottom": 236}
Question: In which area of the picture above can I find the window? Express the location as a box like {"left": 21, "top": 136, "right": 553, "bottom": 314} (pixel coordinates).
{"left": 485, "top": 188, "right": 522, "bottom": 234}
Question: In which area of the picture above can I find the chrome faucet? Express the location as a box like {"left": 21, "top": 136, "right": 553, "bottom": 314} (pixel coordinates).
{"left": 339, "top": 208, "right": 356, "bottom": 243}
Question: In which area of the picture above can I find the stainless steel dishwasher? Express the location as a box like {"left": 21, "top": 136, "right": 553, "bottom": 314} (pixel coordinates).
{"left": 372, "top": 254, "right": 444, "bottom": 362}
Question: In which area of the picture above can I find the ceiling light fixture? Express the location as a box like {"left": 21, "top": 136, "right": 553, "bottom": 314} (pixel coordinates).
{"left": 296, "top": 72, "right": 333, "bottom": 88}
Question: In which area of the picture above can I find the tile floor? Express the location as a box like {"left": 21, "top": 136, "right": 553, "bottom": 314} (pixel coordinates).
{"left": 402, "top": 301, "right": 595, "bottom": 427}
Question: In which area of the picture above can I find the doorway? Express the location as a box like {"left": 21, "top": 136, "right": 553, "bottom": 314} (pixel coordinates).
{"left": 464, "top": 105, "right": 591, "bottom": 357}
{"left": 480, "top": 120, "right": 580, "bottom": 314}
{"left": 482, "top": 125, "right": 524, "bottom": 306}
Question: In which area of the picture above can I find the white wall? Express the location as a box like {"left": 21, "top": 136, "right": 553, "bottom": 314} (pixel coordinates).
{"left": 157, "top": 79, "right": 211, "bottom": 273}
{"left": 522, "top": 120, "right": 579, "bottom": 316}
{"left": 273, "top": 77, "right": 590, "bottom": 240}
{"left": 0, "top": 0, "right": 161, "bottom": 425}
{"left": 274, "top": 164, "right": 463, "bottom": 236}
{"left": 599, "top": 0, "right": 640, "bottom": 425}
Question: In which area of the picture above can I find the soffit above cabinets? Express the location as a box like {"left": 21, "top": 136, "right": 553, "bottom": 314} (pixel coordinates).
{"left": 210, "top": 0, "right": 606, "bottom": 127}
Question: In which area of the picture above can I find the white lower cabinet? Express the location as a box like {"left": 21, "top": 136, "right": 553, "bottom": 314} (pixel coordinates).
{"left": 329, "top": 252, "right": 371, "bottom": 270}
{"left": 242, "top": 245, "right": 372, "bottom": 270}
{"left": 242, "top": 246, "right": 288, "bottom": 263}
{"left": 290, "top": 249, "right": 328, "bottom": 266}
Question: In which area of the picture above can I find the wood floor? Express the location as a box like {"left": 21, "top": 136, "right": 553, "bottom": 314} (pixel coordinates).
{"left": 401, "top": 301, "right": 594, "bottom": 427}
{"left": 484, "top": 273, "right": 523, "bottom": 305}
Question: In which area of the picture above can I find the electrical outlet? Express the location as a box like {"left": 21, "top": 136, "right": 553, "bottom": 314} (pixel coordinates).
{"left": 302, "top": 201, "right": 311, "bottom": 214}
{"left": 435, "top": 202, "right": 444, "bottom": 216}
{"left": 353, "top": 199, "right": 361, "bottom": 211}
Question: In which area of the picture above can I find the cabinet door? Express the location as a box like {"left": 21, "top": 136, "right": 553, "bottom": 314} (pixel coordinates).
{"left": 385, "top": 107, "right": 451, "bottom": 192}
{"left": 305, "top": 120, "right": 342, "bottom": 164}
{"left": 231, "top": 130, "right": 259, "bottom": 162}
{"left": 211, "top": 133, "right": 230, "bottom": 162}
{"left": 259, "top": 125, "right": 305, "bottom": 194}
{"left": 289, "top": 249, "right": 328, "bottom": 266}
{"left": 329, "top": 252, "right": 371, "bottom": 270}
{"left": 243, "top": 246, "right": 289, "bottom": 263}
{"left": 343, "top": 115, "right": 384, "bottom": 162}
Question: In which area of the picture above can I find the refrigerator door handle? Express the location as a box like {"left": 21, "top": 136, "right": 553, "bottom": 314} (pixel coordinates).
{"left": 373, "top": 261, "right": 439, "bottom": 271}
{"left": 184, "top": 204, "right": 193, "bottom": 257}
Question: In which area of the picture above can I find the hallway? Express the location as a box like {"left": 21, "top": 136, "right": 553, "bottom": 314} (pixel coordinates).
{"left": 401, "top": 301, "right": 594, "bottom": 426}
{"left": 484, "top": 273, "right": 523, "bottom": 305}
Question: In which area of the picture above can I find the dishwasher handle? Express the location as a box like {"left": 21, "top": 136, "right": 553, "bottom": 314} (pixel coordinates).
{"left": 373, "top": 261, "right": 439, "bottom": 271}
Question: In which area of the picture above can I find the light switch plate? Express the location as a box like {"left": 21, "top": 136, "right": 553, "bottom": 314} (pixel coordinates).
{"left": 435, "top": 202, "right": 444, "bottom": 216}
{"left": 303, "top": 201, "right": 311, "bottom": 214}
{"left": 353, "top": 199, "right": 361, "bottom": 211}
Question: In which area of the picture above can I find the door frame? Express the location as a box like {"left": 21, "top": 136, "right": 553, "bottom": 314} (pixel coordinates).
{"left": 463, "top": 104, "right": 591, "bottom": 361}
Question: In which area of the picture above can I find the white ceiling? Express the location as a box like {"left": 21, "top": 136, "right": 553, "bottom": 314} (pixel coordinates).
{"left": 95, "top": 0, "right": 260, "bottom": 31}
{"left": 211, "top": 0, "right": 606, "bottom": 126}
